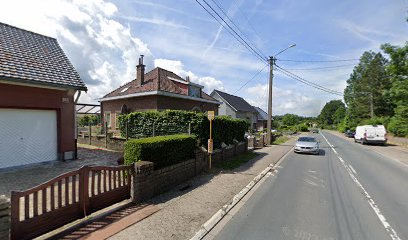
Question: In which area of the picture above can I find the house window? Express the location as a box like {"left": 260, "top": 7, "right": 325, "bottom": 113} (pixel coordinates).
{"left": 115, "top": 112, "right": 121, "bottom": 129}
{"left": 189, "top": 86, "right": 201, "bottom": 98}
{"left": 105, "top": 112, "right": 111, "bottom": 128}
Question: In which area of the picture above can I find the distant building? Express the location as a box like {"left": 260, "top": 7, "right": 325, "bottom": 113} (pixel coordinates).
{"left": 210, "top": 90, "right": 257, "bottom": 129}
{"left": 100, "top": 55, "right": 220, "bottom": 129}
{"left": 253, "top": 106, "right": 268, "bottom": 130}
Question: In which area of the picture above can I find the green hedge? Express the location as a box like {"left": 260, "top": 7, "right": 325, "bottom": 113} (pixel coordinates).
{"left": 119, "top": 110, "right": 248, "bottom": 148}
{"left": 124, "top": 134, "right": 197, "bottom": 169}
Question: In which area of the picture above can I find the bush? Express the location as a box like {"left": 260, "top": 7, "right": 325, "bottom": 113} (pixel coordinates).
{"left": 119, "top": 110, "right": 248, "bottom": 149}
{"left": 388, "top": 116, "right": 408, "bottom": 137}
{"left": 124, "top": 134, "right": 197, "bottom": 169}
{"left": 295, "top": 124, "right": 309, "bottom": 132}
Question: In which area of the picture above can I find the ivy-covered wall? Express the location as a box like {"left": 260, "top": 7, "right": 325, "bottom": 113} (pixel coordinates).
{"left": 118, "top": 110, "right": 249, "bottom": 148}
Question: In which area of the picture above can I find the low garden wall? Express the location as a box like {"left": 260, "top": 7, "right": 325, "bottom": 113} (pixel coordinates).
{"left": 77, "top": 135, "right": 126, "bottom": 151}
{"left": 132, "top": 141, "right": 247, "bottom": 202}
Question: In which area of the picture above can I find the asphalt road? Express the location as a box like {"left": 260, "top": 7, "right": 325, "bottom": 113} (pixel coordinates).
{"left": 212, "top": 131, "right": 408, "bottom": 240}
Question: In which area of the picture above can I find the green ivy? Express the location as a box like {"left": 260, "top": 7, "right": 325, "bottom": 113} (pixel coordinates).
{"left": 118, "top": 110, "right": 248, "bottom": 148}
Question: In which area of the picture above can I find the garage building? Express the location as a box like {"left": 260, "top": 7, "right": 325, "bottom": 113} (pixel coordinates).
{"left": 0, "top": 22, "right": 87, "bottom": 169}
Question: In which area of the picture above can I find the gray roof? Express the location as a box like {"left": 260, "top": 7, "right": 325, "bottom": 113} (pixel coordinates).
{"left": 212, "top": 90, "right": 256, "bottom": 113}
{"left": 253, "top": 106, "right": 268, "bottom": 120}
{"left": 0, "top": 22, "right": 87, "bottom": 91}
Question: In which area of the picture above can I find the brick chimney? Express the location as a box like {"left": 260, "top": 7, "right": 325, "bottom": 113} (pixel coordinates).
{"left": 136, "top": 55, "right": 145, "bottom": 86}
{"left": 186, "top": 76, "right": 190, "bottom": 82}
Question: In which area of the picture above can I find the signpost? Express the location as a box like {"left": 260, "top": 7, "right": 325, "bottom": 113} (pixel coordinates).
{"left": 207, "top": 111, "right": 215, "bottom": 169}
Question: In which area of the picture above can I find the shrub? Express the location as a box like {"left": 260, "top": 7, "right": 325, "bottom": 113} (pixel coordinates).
{"left": 124, "top": 134, "right": 197, "bottom": 169}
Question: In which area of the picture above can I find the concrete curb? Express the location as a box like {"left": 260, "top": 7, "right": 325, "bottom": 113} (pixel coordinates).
{"left": 190, "top": 145, "right": 293, "bottom": 240}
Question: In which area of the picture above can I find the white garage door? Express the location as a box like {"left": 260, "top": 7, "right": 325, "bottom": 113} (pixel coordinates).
{"left": 0, "top": 108, "right": 58, "bottom": 169}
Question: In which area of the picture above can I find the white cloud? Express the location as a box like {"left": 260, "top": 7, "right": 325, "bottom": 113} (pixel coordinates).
{"left": 245, "top": 84, "right": 323, "bottom": 116}
{"left": 0, "top": 0, "right": 152, "bottom": 103}
{"left": 154, "top": 59, "right": 225, "bottom": 93}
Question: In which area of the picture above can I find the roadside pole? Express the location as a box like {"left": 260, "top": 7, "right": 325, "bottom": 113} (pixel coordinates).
{"left": 207, "top": 111, "right": 214, "bottom": 169}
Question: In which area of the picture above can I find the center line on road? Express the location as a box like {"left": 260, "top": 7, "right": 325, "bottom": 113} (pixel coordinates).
{"left": 320, "top": 132, "right": 401, "bottom": 240}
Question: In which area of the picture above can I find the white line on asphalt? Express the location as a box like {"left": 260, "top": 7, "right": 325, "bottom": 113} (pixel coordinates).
{"left": 349, "top": 165, "right": 357, "bottom": 175}
{"left": 320, "top": 132, "right": 401, "bottom": 240}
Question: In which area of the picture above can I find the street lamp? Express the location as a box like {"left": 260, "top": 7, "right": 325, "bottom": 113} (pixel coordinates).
{"left": 266, "top": 44, "right": 296, "bottom": 145}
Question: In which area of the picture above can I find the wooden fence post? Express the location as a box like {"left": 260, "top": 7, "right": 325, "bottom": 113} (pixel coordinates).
{"left": 105, "top": 122, "right": 108, "bottom": 148}
{"left": 88, "top": 124, "right": 92, "bottom": 145}
{"left": 79, "top": 166, "right": 90, "bottom": 217}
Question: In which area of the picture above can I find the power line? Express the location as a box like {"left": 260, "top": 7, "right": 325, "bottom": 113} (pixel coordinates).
{"left": 201, "top": 0, "right": 266, "bottom": 62}
{"left": 275, "top": 65, "right": 343, "bottom": 96}
{"left": 194, "top": 0, "right": 267, "bottom": 63}
{"left": 209, "top": 0, "right": 267, "bottom": 59}
{"left": 276, "top": 58, "right": 359, "bottom": 63}
{"left": 283, "top": 63, "right": 356, "bottom": 71}
{"left": 233, "top": 63, "right": 268, "bottom": 94}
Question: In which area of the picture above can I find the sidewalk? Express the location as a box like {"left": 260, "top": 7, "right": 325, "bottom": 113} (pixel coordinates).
{"left": 109, "top": 140, "right": 296, "bottom": 240}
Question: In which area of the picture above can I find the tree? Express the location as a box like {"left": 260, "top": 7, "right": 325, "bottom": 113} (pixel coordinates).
{"left": 318, "top": 100, "right": 346, "bottom": 126}
{"left": 381, "top": 42, "right": 408, "bottom": 136}
{"left": 344, "top": 51, "right": 392, "bottom": 125}
{"left": 282, "top": 114, "right": 300, "bottom": 126}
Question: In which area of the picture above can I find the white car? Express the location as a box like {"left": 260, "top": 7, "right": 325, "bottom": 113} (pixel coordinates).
{"left": 354, "top": 125, "right": 387, "bottom": 145}
{"left": 294, "top": 136, "right": 320, "bottom": 155}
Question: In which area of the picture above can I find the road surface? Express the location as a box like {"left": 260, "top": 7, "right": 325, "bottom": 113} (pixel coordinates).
{"left": 211, "top": 131, "right": 408, "bottom": 240}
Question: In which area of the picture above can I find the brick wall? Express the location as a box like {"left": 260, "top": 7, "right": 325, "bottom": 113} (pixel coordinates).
{"left": 132, "top": 142, "right": 246, "bottom": 203}
{"left": 0, "top": 195, "right": 10, "bottom": 240}
{"left": 77, "top": 135, "right": 126, "bottom": 151}
{"left": 132, "top": 150, "right": 207, "bottom": 202}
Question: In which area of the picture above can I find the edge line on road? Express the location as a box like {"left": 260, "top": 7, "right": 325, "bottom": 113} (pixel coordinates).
{"left": 190, "top": 145, "right": 294, "bottom": 240}
{"left": 320, "top": 131, "right": 401, "bottom": 240}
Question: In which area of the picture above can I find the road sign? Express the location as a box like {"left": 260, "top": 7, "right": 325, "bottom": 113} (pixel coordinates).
{"left": 208, "top": 139, "right": 213, "bottom": 154}
{"left": 207, "top": 111, "right": 215, "bottom": 121}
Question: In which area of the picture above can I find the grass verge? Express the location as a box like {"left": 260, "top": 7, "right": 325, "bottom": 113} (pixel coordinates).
{"left": 215, "top": 152, "right": 259, "bottom": 170}
{"left": 273, "top": 136, "right": 289, "bottom": 145}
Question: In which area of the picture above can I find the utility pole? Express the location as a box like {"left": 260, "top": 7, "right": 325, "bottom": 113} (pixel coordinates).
{"left": 266, "top": 56, "right": 274, "bottom": 145}
{"left": 266, "top": 44, "right": 296, "bottom": 145}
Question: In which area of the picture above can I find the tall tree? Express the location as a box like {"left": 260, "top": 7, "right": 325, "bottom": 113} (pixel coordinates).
{"left": 344, "top": 51, "right": 392, "bottom": 125}
{"left": 318, "top": 100, "right": 346, "bottom": 126}
{"left": 381, "top": 42, "right": 408, "bottom": 136}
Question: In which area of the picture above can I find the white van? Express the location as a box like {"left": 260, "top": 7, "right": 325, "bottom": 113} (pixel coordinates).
{"left": 354, "top": 125, "right": 387, "bottom": 145}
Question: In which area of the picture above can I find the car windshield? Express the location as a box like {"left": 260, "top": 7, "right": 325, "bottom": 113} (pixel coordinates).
{"left": 298, "top": 137, "right": 316, "bottom": 142}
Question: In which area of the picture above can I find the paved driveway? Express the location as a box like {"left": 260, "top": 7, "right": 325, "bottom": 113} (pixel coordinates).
{"left": 0, "top": 146, "right": 122, "bottom": 197}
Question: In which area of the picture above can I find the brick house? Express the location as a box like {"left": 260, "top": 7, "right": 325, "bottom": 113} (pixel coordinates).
{"left": 0, "top": 22, "right": 87, "bottom": 169}
{"left": 210, "top": 90, "right": 258, "bottom": 129}
{"left": 100, "top": 55, "right": 220, "bottom": 129}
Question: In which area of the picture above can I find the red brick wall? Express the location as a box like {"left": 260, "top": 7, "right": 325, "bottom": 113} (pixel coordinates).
{"left": 101, "top": 95, "right": 159, "bottom": 129}
{"left": 101, "top": 95, "right": 219, "bottom": 128}
{"left": 0, "top": 82, "right": 75, "bottom": 154}
{"left": 156, "top": 95, "right": 218, "bottom": 114}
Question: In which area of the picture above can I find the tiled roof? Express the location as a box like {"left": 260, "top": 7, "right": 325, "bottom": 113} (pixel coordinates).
{"left": 253, "top": 106, "right": 268, "bottom": 120}
{"left": 0, "top": 22, "right": 87, "bottom": 90}
{"left": 212, "top": 90, "right": 257, "bottom": 113}
{"left": 103, "top": 67, "right": 218, "bottom": 102}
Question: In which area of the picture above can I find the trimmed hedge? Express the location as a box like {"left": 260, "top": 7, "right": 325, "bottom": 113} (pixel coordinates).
{"left": 119, "top": 110, "right": 249, "bottom": 148}
{"left": 124, "top": 134, "right": 197, "bottom": 169}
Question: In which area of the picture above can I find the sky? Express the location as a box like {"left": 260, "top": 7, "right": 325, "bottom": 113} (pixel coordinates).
{"left": 0, "top": 0, "right": 407, "bottom": 116}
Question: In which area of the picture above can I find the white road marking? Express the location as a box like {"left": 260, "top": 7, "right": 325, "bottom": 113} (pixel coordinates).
{"left": 349, "top": 165, "right": 357, "bottom": 175}
{"left": 320, "top": 132, "right": 401, "bottom": 240}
